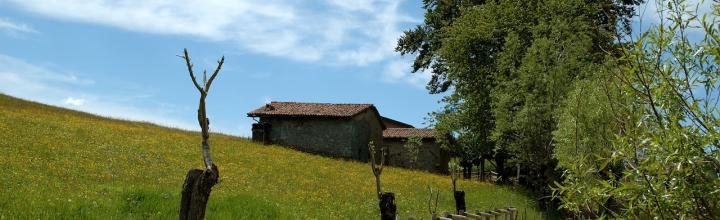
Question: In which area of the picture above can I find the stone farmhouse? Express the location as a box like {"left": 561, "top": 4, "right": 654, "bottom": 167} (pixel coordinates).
{"left": 247, "top": 101, "right": 450, "bottom": 173}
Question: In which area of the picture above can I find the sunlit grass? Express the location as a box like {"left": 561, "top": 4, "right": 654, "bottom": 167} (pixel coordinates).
{"left": 0, "top": 94, "right": 546, "bottom": 219}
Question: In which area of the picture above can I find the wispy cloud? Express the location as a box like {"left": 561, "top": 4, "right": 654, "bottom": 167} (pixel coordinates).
{"left": 0, "top": 53, "right": 197, "bottom": 131}
{"left": 5, "top": 0, "right": 415, "bottom": 65}
{"left": 63, "top": 97, "right": 85, "bottom": 106}
{"left": 0, "top": 17, "right": 36, "bottom": 34}
{"left": 383, "top": 59, "right": 431, "bottom": 88}
{"left": 3, "top": 0, "right": 430, "bottom": 87}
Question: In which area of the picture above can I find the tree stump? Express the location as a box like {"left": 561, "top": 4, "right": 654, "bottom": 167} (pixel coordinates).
{"left": 179, "top": 164, "right": 219, "bottom": 220}
{"left": 379, "top": 192, "right": 396, "bottom": 220}
{"left": 453, "top": 190, "right": 466, "bottom": 214}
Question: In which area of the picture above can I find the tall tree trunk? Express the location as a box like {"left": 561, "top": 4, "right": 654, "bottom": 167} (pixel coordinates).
{"left": 479, "top": 156, "right": 485, "bottom": 181}
{"left": 495, "top": 153, "right": 506, "bottom": 183}
{"left": 179, "top": 165, "right": 219, "bottom": 220}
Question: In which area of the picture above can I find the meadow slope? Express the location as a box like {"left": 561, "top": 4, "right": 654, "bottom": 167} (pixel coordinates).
{"left": 0, "top": 94, "right": 545, "bottom": 219}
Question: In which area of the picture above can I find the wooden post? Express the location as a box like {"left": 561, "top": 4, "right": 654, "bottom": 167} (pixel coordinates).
{"left": 506, "top": 207, "right": 517, "bottom": 220}
{"left": 433, "top": 211, "right": 452, "bottom": 220}
{"left": 488, "top": 210, "right": 502, "bottom": 220}
{"left": 379, "top": 192, "right": 396, "bottom": 220}
{"left": 475, "top": 211, "right": 493, "bottom": 220}
{"left": 449, "top": 214, "right": 468, "bottom": 220}
{"left": 465, "top": 212, "right": 483, "bottom": 220}
{"left": 454, "top": 191, "right": 466, "bottom": 214}
{"left": 496, "top": 208, "right": 509, "bottom": 220}
{"left": 179, "top": 165, "right": 219, "bottom": 220}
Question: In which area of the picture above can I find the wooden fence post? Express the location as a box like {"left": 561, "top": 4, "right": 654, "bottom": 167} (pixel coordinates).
{"left": 499, "top": 208, "right": 509, "bottom": 220}
{"left": 506, "top": 207, "right": 517, "bottom": 220}
{"left": 379, "top": 192, "right": 396, "bottom": 220}
{"left": 449, "top": 214, "right": 468, "bottom": 220}
{"left": 474, "top": 210, "right": 493, "bottom": 220}
{"left": 436, "top": 211, "right": 452, "bottom": 220}
{"left": 488, "top": 210, "right": 502, "bottom": 220}
{"left": 465, "top": 211, "right": 482, "bottom": 220}
{"left": 433, "top": 206, "right": 517, "bottom": 220}
{"left": 453, "top": 190, "right": 466, "bottom": 214}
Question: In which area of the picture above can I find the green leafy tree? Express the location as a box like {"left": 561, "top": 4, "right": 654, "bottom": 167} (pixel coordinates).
{"left": 448, "top": 157, "right": 462, "bottom": 192}
{"left": 553, "top": 1, "right": 720, "bottom": 218}
{"left": 404, "top": 136, "right": 423, "bottom": 168}
{"left": 399, "top": 0, "right": 641, "bottom": 188}
{"left": 551, "top": 62, "right": 630, "bottom": 217}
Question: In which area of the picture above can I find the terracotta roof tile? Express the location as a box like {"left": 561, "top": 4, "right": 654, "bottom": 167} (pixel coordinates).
{"left": 381, "top": 116, "right": 415, "bottom": 128}
{"left": 247, "top": 101, "right": 374, "bottom": 118}
{"left": 383, "top": 128, "right": 436, "bottom": 139}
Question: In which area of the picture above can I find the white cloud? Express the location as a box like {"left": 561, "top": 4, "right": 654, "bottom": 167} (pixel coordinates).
{"left": 5, "top": 0, "right": 416, "bottom": 66}
{"left": 0, "top": 53, "right": 93, "bottom": 91}
{"left": 383, "top": 59, "right": 431, "bottom": 88}
{"left": 383, "top": 60, "right": 409, "bottom": 80}
{"left": 63, "top": 97, "right": 85, "bottom": 106}
{"left": 262, "top": 96, "right": 273, "bottom": 104}
{"left": 0, "top": 17, "right": 36, "bottom": 34}
{"left": 0, "top": 53, "right": 198, "bottom": 131}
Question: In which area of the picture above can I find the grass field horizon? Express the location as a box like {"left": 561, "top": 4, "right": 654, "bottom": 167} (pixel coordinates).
{"left": 0, "top": 93, "right": 546, "bottom": 219}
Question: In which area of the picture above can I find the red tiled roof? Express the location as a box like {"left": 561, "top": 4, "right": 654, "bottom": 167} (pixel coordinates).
{"left": 383, "top": 128, "right": 437, "bottom": 139}
{"left": 247, "top": 101, "right": 374, "bottom": 118}
{"left": 381, "top": 116, "right": 415, "bottom": 128}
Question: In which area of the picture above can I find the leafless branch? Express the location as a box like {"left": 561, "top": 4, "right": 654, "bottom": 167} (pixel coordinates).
{"left": 182, "top": 49, "right": 204, "bottom": 94}
{"left": 180, "top": 48, "right": 224, "bottom": 171}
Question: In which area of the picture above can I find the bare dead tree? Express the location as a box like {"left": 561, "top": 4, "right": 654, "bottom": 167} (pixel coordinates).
{"left": 178, "top": 48, "right": 224, "bottom": 220}
{"left": 369, "top": 141, "right": 395, "bottom": 220}
{"left": 427, "top": 185, "right": 440, "bottom": 218}
{"left": 369, "top": 141, "right": 385, "bottom": 198}
{"left": 449, "top": 158, "right": 466, "bottom": 214}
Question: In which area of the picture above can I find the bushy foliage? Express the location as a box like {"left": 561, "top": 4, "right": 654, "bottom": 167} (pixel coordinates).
{"left": 409, "top": 0, "right": 640, "bottom": 189}
{"left": 553, "top": 1, "right": 720, "bottom": 218}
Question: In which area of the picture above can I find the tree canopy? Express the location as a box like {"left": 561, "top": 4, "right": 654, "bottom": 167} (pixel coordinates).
{"left": 400, "top": 0, "right": 720, "bottom": 218}
{"left": 397, "top": 0, "right": 641, "bottom": 186}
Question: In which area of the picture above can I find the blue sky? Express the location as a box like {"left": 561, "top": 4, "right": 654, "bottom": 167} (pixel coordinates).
{"left": 0, "top": 0, "right": 712, "bottom": 137}
{"left": 0, "top": 0, "right": 438, "bottom": 137}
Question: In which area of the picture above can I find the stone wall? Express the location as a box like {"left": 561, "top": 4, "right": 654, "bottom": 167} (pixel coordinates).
{"left": 350, "top": 109, "right": 384, "bottom": 161}
{"left": 384, "top": 138, "right": 450, "bottom": 173}
{"left": 257, "top": 109, "right": 383, "bottom": 161}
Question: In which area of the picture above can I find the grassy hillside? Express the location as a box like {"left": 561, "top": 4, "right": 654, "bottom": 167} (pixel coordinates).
{"left": 0, "top": 94, "right": 545, "bottom": 219}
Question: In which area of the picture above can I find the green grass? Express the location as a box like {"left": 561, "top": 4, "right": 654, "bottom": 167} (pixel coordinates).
{"left": 0, "top": 94, "right": 547, "bottom": 219}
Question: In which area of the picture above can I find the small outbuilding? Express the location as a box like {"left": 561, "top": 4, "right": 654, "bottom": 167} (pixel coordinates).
{"left": 247, "top": 101, "right": 450, "bottom": 173}
{"left": 247, "top": 102, "right": 385, "bottom": 161}
{"left": 383, "top": 128, "right": 450, "bottom": 173}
